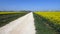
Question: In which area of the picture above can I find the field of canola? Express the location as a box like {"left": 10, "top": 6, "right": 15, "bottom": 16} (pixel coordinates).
{"left": 35, "top": 12, "right": 60, "bottom": 24}
{"left": 35, "top": 12, "right": 60, "bottom": 34}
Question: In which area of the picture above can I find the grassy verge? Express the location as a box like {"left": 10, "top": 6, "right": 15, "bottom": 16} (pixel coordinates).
{"left": 33, "top": 13, "right": 57, "bottom": 34}
{"left": 0, "top": 12, "right": 28, "bottom": 27}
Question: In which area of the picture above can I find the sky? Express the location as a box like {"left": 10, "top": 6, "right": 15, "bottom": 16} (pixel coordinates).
{"left": 0, "top": 0, "right": 60, "bottom": 11}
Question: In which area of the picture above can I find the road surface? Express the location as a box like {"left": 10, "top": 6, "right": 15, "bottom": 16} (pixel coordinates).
{"left": 0, "top": 12, "right": 36, "bottom": 34}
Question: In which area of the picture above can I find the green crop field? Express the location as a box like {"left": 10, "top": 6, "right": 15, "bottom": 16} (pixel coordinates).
{"left": 0, "top": 12, "right": 28, "bottom": 27}
{"left": 33, "top": 12, "right": 60, "bottom": 34}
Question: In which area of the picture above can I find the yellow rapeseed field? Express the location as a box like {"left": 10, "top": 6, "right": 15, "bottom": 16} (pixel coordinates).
{"left": 35, "top": 12, "right": 60, "bottom": 24}
{"left": 0, "top": 12, "right": 26, "bottom": 14}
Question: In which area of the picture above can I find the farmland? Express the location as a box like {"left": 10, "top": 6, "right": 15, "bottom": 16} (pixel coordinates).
{"left": 0, "top": 11, "right": 60, "bottom": 34}
{"left": 34, "top": 12, "right": 60, "bottom": 34}
{"left": 0, "top": 12, "right": 28, "bottom": 27}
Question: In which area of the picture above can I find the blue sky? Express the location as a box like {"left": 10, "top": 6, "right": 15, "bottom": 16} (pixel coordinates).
{"left": 0, "top": 0, "right": 60, "bottom": 11}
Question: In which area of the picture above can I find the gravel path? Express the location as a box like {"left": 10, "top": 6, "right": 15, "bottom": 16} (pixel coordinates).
{"left": 0, "top": 12, "right": 36, "bottom": 34}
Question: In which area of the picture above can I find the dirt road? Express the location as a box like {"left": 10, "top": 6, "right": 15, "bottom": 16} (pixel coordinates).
{"left": 0, "top": 12, "right": 36, "bottom": 34}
